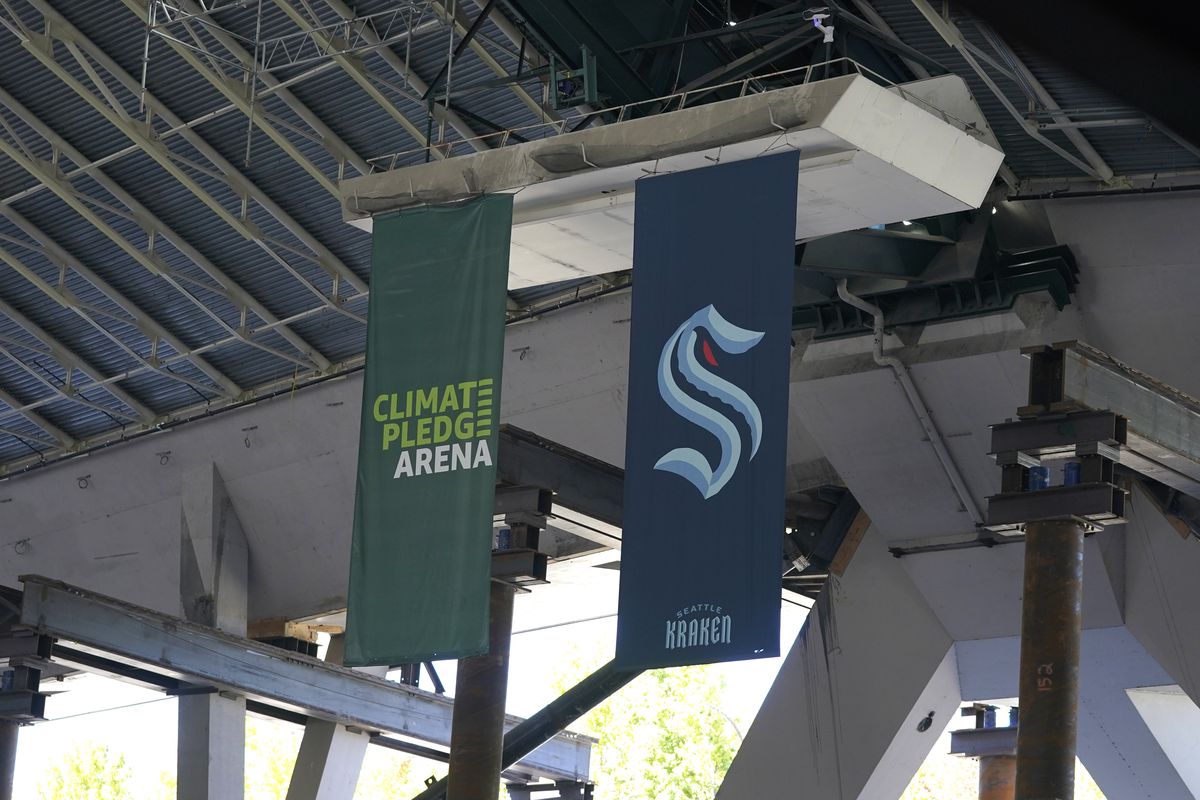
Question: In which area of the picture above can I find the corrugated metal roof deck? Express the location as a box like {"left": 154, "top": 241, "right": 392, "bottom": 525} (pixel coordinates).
{"left": 0, "top": 0, "right": 1195, "bottom": 469}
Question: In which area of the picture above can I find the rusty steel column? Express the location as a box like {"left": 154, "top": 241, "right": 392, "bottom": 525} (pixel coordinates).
{"left": 0, "top": 720, "right": 16, "bottom": 800}
{"left": 1015, "top": 518, "right": 1085, "bottom": 800}
{"left": 980, "top": 754, "right": 1017, "bottom": 800}
{"left": 446, "top": 581, "right": 516, "bottom": 800}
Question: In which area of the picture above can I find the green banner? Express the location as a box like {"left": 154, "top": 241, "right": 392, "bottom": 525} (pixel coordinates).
{"left": 344, "top": 195, "right": 513, "bottom": 666}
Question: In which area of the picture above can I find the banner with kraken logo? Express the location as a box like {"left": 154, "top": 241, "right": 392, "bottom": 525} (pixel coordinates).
{"left": 615, "top": 152, "right": 799, "bottom": 669}
{"left": 344, "top": 195, "right": 512, "bottom": 666}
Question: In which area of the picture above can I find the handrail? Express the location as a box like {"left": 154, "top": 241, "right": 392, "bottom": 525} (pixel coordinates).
{"left": 362, "top": 57, "right": 979, "bottom": 173}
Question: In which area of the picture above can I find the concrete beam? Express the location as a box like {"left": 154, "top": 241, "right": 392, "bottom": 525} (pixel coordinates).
{"left": 1126, "top": 685, "right": 1200, "bottom": 797}
{"left": 286, "top": 636, "right": 387, "bottom": 800}
{"left": 718, "top": 526, "right": 960, "bottom": 800}
{"left": 178, "top": 462, "right": 249, "bottom": 800}
{"left": 957, "top": 628, "right": 1193, "bottom": 799}
{"left": 1124, "top": 481, "right": 1200, "bottom": 705}
{"left": 180, "top": 463, "right": 250, "bottom": 635}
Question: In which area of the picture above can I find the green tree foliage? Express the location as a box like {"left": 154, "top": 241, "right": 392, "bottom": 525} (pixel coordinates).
{"left": 900, "top": 746, "right": 1107, "bottom": 800}
{"left": 245, "top": 716, "right": 302, "bottom": 799}
{"left": 38, "top": 742, "right": 131, "bottom": 800}
{"left": 554, "top": 660, "right": 741, "bottom": 800}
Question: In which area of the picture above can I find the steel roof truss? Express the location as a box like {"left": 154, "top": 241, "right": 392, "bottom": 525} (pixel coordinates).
{"left": 320, "top": 0, "right": 492, "bottom": 152}
{"left": 0, "top": 297, "right": 154, "bottom": 422}
{"left": 16, "top": 0, "right": 368, "bottom": 300}
{"left": 0, "top": 136, "right": 327, "bottom": 374}
{"left": 127, "top": 0, "right": 372, "bottom": 186}
{"left": 0, "top": 384, "right": 74, "bottom": 449}
{"left": 0, "top": 210, "right": 241, "bottom": 400}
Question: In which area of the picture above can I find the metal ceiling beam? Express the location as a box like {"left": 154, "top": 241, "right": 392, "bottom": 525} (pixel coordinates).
{"left": 320, "top": 0, "right": 490, "bottom": 153}
{"left": 0, "top": 297, "right": 154, "bottom": 422}
{"left": 0, "top": 297, "right": 369, "bottom": 455}
{"left": 0, "top": 385, "right": 74, "bottom": 449}
{"left": 0, "top": 136, "right": 323, "bottom": 374}
{"left": 0, "top": 205, "right": 242, "bottom": 399}
{"left": 129, "top": 0, "right": 372, "bottom": 182}
{"left": 269, "top": 0, "right": 450, "bottom": 158}
{"left": 972, "top": 22, "right": 1114, "bottom": 181}
{"left": 849, "top": 0, "right": 929, "bottom": 79}
{"left": 846, "top": 0, "right": 1017, "bottom": 192}
{"left": 0, "top": 343, "right": 141, "bottom": 424}
{"left": 430, "top": 0, "right": 554, "bottom": 124}
{"left": 678, "top": 28, "right": 820, "bottom": 95}
{"left": 0, "top": 60, "right": 346, "bottom": 209}
{"left": 0, "top": 88, "right": 332, "bottom": 373}
{"left": 908, "top": 0, "right": 1106, "bottom": 180}
{"left": 8, "top": 0, "right": 368, "bottom": 300}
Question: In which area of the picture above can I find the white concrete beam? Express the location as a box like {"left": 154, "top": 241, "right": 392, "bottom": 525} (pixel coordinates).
{"left": 957, "top": 628, "right": 1194, "bottom": 800}
{"left": 286, "top": 636, "right": 387, "bottom": 800}
{"left": 178, "top": 692, "right": 247, "bottom": 800}
{"left": 180, "top": 462, "right": 250, "bottom": 634}
{"left": 1127, "top": 685, "right": 1200, "bottom": 797}
{"left": 718, "top": 527, "right": 960, "bottom": 800}
{"left": 1124, "top": 481, "right": 1200, "bottom": 705}
{"left": 178, "top": 461, "right": 249, "bottom": 800}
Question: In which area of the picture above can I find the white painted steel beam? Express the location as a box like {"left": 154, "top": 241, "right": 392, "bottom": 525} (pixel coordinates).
{"left": 0, "top": 136, "right": 322, "bottom": 374}
{"left": 908, "top": 0, "right": 1106, "bottom": 180}
{"left": 0, "top": 386, "right": 73, "bottom": 449}
{"left": 971, "top": 22, "right": 1114, "bottom": 181}
{"left": 273, "top": 0, "right": 471, "bottom": 158}
{"left": 324, "top": 0, "right": 492, "bottom": 151}
{"left": 11, "top": 0, "right": 368, "bottom": 299}
{"left": 0, "top": 205, "right": 243, "bottom": 399}
{"left": 126, "top": 0, "right": 372, "bottom": 182}
{"left": 429, "top": 0, "right": 554, "bottom": 124}
{"left": 17, "top": 576, "right": 592, "bottom": 782}
{"left": 0, "top": 296, "right": 155, "bottom": 423}
{"left": 0, "top": 87, "right": 331, "bottom": 372}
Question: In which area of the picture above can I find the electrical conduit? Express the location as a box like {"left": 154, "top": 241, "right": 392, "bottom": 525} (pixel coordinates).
{"left": 836, "top": 280, "right": 984, "bottom": 525}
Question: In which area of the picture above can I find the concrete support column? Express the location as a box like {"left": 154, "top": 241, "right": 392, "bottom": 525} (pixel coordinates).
{"left": 718, "top": 528, "right": 961, "bottom": 800}
{"left": 177, "top": 692, "right": 246, "bottom": 799}
{"left": 286, "top": 636, "right": 387, "bottom": 800}
{"left": 446, "top": 582, "right": 516, "bottom": 800}
{"left": 178, "top": 463, "right": 249, "bottom": 800}
{"left": 1015, "top": 519, "right": 1085, "bottom": 800}
{"left": 0, "top": 720, "right": 17, "bottom": 800}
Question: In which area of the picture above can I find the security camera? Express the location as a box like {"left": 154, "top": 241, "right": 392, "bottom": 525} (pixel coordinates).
{"left": 803, "top": 6, "right": 836, "bottom": 44}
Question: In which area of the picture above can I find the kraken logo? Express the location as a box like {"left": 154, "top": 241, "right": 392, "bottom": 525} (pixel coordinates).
{"left": 655, "top": 304, "right": 764, "bottom": 499}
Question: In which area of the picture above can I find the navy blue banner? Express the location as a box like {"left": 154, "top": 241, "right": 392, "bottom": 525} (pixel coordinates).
{"left": 615, "top": 152, "right": 799, "bottom": 670}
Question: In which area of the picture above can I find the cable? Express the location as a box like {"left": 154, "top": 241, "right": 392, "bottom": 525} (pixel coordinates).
{"left": 512, "top": 613, "right": 617, "bottom": 636}
{"left": 41, "top": 696, "right": 172, "bottom": 724}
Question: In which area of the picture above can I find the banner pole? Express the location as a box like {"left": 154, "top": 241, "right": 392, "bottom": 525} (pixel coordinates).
{"left": 446, "top": 581, "right": 516, "bottom": 800}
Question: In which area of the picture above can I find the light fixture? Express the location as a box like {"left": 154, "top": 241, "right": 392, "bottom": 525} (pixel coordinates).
{"left": 901, "top": 220, "right": 913, "bottom": 226}
{"left": 991, "top": 206, "right": 998, "bottom": 215}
